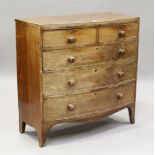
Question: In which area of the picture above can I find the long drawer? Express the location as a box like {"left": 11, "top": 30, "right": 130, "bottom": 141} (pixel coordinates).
{"left": 42, "top": 59, "right": 136, "bottom": 97}
{"left": 44, "top": 81, "right": 135, "bottom": 121}
{"left": 43, "top": 39, "right": 138, "bottom": 71}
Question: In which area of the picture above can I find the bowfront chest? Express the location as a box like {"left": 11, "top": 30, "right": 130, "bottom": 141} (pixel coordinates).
{"left": 15, "top": 12, "right": 139, "bottom": 147}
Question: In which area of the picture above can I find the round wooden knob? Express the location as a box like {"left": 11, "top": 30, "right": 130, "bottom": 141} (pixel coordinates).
{"left": 68, "top": 56, "right": 75, "bottom": 63}
{"left": 117, "top": 93, "right": 123, "bottom": 99}
{"left": 68, "top": 79, "right": 76, "bottom": 86}
{"left": 118, "top": 49, "right": 125, "bottom": 55}
{"left": 119, "top": 30, "right": 125, "bottom": 37}
{"left": 118, "top": 71, "right": 124, "bottom": 78}
{"left": 67, "top": 104, "right": 76, "bottom": 111}
{"left": 68, "top": 36, "right": 76, "bottom": 43}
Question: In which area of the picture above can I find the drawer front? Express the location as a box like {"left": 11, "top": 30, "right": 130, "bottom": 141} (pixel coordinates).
{"left": 43, "top": 60, "right": 136, "bottom": 97}
{"left": 99, "top": 22, "right": 139, "bottom": 44}
{"left": 43, "top": 39, "right": 138, "bottom": 71}
{"left": 43, "top": 28, "right": 96, "bottom": 48}
{"left": 44, "top": 82, "right": 135, "bottom": 121}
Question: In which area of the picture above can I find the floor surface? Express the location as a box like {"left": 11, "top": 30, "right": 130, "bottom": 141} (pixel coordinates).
{"left": 0, "top": 74, "right": 153, "bottom": 155}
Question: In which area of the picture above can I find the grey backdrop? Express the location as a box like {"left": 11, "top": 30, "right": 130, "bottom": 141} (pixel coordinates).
{"left": 0, "top": 0, "right": 154, "bottom": 153}
{"left": 0, "top": 0, "right": 154, "bottom": 79}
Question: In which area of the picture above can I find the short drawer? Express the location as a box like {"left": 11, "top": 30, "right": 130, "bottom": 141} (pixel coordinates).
{"left": 44, "top": 82, "right": 135, "bottom": 121}
{"left": 42, "top": 60, "right": 136, "bottom": 97}
{"left": 43, "top": 28, "right": 96, "bottom": 48}
{"left": 99, "top": 22, "right": 139, "bottom": 44}
{"left": 43, "top": 39, "right": 138, "bottom": 71}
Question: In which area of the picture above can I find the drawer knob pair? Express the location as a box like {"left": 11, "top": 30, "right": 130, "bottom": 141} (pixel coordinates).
{"left": 118, "top": 71, "right": 124, "bottom": 78}
{"left": 68, "top": 36, "right": 76, "bottom": 43}
{"left": 117, "top": 93, "right": 123, "bottom": 99}
{"left": 118, "top": 49, "right": 125, "bottom": 55}
{"left": 118, "top": 30, "right": 125, "bottom": 37}
{"left": 68, "top": 56, "right": 76, "bottom": 63}
{"left": 67, "top": 104, "right": 76, "bottom": 111}
{"left": 68, "top": 79, "right": 76, "bottom": 86}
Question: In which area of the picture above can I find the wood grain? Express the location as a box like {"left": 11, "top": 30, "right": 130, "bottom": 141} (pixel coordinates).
{"left": 99, "top": 22, "right": 139, "bottom": 44}
{"left": 16, "top": 12, "right": 139, "bottom": 147}
{"left": 16, "top": 21, "right": 42, "bottom": 129}
{"left": 44, "top": 81, "right": 135, "bottom": 121}
{"left": 16, "top": 21, "right": 51, "bottom": 147}
{"left": 43, "top": 28, "right": 96, "bottom": 48}
{"left": 43, "top": 39, "right": 138, "bottom": 71}
{"left": 43, "top": 59, "right": 136, "bottom": 97}
{"left": 16, "top": 12, "right": 139, "bottom": 30}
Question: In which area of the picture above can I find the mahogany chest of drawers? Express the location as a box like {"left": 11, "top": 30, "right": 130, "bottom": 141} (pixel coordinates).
{"left": 15, "top": 12, "right": 139, "bottom": 147}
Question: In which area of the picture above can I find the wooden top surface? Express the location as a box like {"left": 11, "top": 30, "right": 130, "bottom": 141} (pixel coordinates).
{"left": 16, "top": 12, "right": 139, "bottom": 29}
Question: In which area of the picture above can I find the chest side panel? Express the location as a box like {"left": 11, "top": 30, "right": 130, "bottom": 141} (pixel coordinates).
{"left": 16, "top": 21, "right": 42, "bottom": 128}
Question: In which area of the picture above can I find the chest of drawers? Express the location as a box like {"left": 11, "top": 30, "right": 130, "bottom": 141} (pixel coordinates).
{"left": 15, "top": 12, "right": 139, "bottom": 147}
